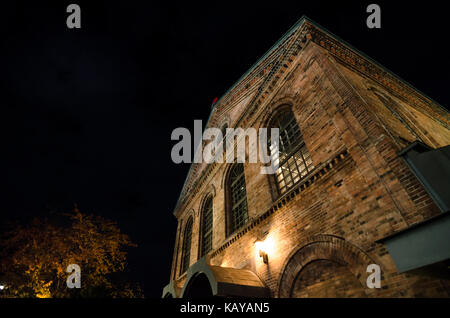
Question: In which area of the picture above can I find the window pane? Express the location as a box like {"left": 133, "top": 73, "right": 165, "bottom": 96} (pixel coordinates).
{"left": 201, "top": 197, "right": 213, "bottom": 257}
{"left": 181, "top": 218, "right": 193, "bottom": 274}
{"left": 269, "top": 109, "right": 314, "bottom": 195}
{"left": 229, "top": 164, "right": 249, "bottom": 233}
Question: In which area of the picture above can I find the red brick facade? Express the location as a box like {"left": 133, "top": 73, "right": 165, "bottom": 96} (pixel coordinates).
{"left": 166, "top": 18, "right": 450, "bottom": 298}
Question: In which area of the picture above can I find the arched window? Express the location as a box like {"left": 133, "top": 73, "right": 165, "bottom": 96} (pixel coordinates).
{"left": 221, "top": 123, "right": 228, "bottom": 138}
{"left": 269, "top": 107, "right": 313, "bottom": 195}
{"left": 226, "top": 163, "right": 249, "bottom": 235}
{"left": 200, "top": 196, "right": 213, "bottom": 257}
{"left": 180, "top": 217, "right": 193, "bottom": 274}
{"left": 220, "top": 124, "right": 228, "bottom": 158}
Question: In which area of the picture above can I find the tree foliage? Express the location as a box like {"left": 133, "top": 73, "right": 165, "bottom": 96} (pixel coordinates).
{"left": 0, "top": 207, "right": 141, "bottom": 298}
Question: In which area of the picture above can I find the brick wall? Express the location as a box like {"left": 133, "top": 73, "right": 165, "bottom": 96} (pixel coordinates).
{"left": 170, "top": 35, "right": 450, "bottom": 297}
{"left": 291, "top": 259, "right": 366, "bottom": 298}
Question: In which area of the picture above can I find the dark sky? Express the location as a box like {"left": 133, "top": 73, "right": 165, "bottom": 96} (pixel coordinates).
{"left": 1, "top": 1, "right": 449, "bottom": 297}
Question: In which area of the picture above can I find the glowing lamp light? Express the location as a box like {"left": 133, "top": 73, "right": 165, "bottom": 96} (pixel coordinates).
{"left": 255, "top": 238, "right": 274, "bottom": 264}
{"left": 0, "top": 285, "right": 4, "bottom": 290}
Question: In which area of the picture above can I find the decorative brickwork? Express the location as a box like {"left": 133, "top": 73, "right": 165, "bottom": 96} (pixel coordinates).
{"left": 165, "top": 17, "right": 450, "bottom": 298}
{"left": 292, "top": 260, "right": 366, "bottom": 298}
{"left": 277, "top": 235, "right": 373, "bottom": 297}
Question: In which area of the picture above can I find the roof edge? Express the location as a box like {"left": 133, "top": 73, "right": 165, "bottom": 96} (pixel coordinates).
{"left": 172, "top": 15, "right": 450, "bottom": 217}
{"left": 171, "top": 15, "right": 311, "bottom": 217}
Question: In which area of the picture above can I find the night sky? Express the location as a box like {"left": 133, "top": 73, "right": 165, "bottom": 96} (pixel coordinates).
{"left": 1, "top": 1, "right": 449, "bottom": 297}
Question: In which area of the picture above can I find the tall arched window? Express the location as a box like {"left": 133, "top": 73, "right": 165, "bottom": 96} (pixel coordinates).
{"left": 221, "top": 123, "right": 228, "bottom": 138}
{"left": 269, "top": 107, "right": 314, "bottom": 195}
{"left": 200, "top": 196, "right": 213, "bottom": 257}
{"left": 226, "top": 163, "right": 249, "bottom": 235}
{"left": 180, "top": 217, "right": 193, "bottom": 274}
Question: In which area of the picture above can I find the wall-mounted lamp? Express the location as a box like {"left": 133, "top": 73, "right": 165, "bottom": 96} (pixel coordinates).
{"left": 255, "top": 240, "right": 269, "bottom": 264}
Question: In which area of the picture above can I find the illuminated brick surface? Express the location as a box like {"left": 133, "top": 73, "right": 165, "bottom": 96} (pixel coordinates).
{"left": 167, "top": 19, "right": 450, "bottom": 298}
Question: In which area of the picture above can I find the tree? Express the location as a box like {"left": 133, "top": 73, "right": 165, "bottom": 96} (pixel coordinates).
{"left": 0, "top": 206, "right": 141, "bottom": 298}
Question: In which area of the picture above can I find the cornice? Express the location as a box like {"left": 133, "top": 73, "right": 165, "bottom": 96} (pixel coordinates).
{"left": 304, "top": 21, "right": 450, "bottom": 129}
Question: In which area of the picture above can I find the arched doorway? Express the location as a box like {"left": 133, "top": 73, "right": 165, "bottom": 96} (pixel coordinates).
{"left": 180, "top": 257, "right": 270, "bottom": 298}
{"left": 183, "top": 273, "right": 214, "bottom": 298}
{"left": 278, "top": 234, "right": 375, "bottom": 298}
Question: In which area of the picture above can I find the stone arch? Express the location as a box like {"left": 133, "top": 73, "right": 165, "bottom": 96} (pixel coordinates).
{"left": 220, "top": 161, "right": 234, "bottom": 190}
{"left": 180, "top": 257, "right": 270, "bottom": 298}
{"left": 218, "top": 114, "right": 231, "bottom": 133}
{"left": 198, "top": 184, "right": 216, "bottom": 211}
{"left": 161, "top": 280, "right": 181, "bottom": 298}
{"left": 259, "top": 96, "right": 296, "bottom": 129}
{"left": 278, "top": 234, "right": 376, "bottom": 298}
{"left": 185, "top": 208, "right": 196, "bottom": 221}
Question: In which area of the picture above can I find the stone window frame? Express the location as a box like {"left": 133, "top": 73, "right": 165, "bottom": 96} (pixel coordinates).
{"left": 180, "top": 216, "right": 194, "bottom": 275}
{"left": 198, "top": 193, "right": 214, "bottom": 258}
{"left": 224, "top": 163, "right": 249, "bottom": 237}
{"left": 265, "top": 104, "right": 314, "bottom": 197}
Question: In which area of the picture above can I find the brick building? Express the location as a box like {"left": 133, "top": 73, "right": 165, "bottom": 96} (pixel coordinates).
{"left": 162, "top": 17, "right": 450, "bottom": 298}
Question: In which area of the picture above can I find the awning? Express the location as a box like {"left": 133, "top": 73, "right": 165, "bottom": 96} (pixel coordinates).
{"left": 378, "top": 212, "right": 450, "bottom": 273}
{"left": 163, "top": 257, "right": 270, "bottom": 298}
{"left": 378, "top": 142, "right": 450, "bottom": 273}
